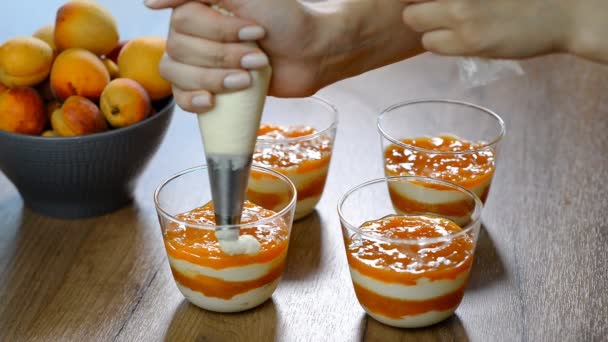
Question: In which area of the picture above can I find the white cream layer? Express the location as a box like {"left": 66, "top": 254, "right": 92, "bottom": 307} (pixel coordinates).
{"left": 388, "top": 177, "right": 491, "bottom": 205}
{"left": 286, "top": 164, "right": 329, "bottom": 191}
{"left": 177, "top": 278, "right": 280, "bottom": 313}
{"left": 170, "top": 250, "right": 286, "bottom": 312}
{"left": 293, "top": 195, "right": 321, "bottom": 220}
{"left": 168, "top": 249, "right": 286, "bottom": 282}
{"left": 249, "top": 164, "right": 328, "bottom": 217}
{"left": 197, "top": 58, "right": 271, "bottom": 155}
{"left": 350, "top": 268, "right": 468, "bottom": 301}
{"left": 364, "top": 306, "right": 456, "bottom": 328}
{"left": 388, "top": 178, "right": 490, "bottom": 225}
{"left": 249, "top": 164, "right": 329, "bottom": 193}
{"left": 248, "top": 175, "right": 292, "bottom": 194}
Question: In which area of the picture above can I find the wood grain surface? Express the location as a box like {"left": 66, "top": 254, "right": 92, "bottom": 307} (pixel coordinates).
{"left": 0, "top": 2, "right": 607, "bottom": 341}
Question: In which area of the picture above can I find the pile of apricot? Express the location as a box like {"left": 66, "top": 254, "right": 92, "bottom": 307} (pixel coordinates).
{"left": 0, "top": 0, "right": 172, "bottom": 137}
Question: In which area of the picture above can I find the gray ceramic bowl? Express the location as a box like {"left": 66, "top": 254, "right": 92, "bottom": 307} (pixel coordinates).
{"left": 0, "top": 97, "right": 175, "bottom": 219}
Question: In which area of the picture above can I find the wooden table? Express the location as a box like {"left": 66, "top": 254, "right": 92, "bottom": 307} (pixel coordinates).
{"left": 1, "top": 2, "right": 607, "bottom": 341}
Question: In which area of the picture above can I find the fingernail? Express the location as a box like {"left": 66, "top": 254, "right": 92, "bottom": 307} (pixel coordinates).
{"left": 223, "top": 73, "right": 251, "bottom": 89}
{"left": 241, "top": 53, "right": 269, "bottom": 69}
{"left": 192, "top": 94, "right": 211, "bottom": 107}
{"left": 238, "top": 26, "right": 265, "bottom": 41}
{"left": 144, "top": 0, "right": 158, "bottom": 7}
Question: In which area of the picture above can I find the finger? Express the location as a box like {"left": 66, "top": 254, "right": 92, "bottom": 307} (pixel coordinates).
{"left": 159, "top": 54, "right": 252, "bottom": 92}
{"left": 421, "top": 29, "right": 470, "bottom": 56}
{"left": 171, "top": 2, "right": 265, "bottom": 42}
{"left": 144, "top": 0, "right": 219, "bottom": 10}
{"left": 402, "top": 2, "right": 451, "bottom": 33}
{"left": 166, "top": 31, "right": 269, "bottom": 69}
{"left": 172, "top": 85, "right": 215, "bottom": 113}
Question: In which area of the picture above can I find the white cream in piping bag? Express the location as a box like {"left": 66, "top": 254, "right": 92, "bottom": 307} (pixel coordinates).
{"left": 197, "top": 6, "right": 270, "bottom": 255}
{"left": 198, "top": 61, "right": 271, "bottom": 156}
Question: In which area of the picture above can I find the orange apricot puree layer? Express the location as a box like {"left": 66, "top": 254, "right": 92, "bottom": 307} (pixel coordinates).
{"left": 247, "top": 188, "right": 289, "bottom": 212}
{"left": 163, "top": 201, "right": 289, "bottom": 269}
{"left": 346, "top": 215, "right": 474, "bottom": 285}
{"left": 384, "top": 135, "right": 495, "bottom": 189}
{"left": 353, "top": 282, "right": 466, "bottom": 319}
{"left": 171, "top": 260, "right": 285, "bottom": 300}
{"left": 253, "top": 124, "right": 332, "bottom": 173}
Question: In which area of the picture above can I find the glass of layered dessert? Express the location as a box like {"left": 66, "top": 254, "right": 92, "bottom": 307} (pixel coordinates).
{"left": 378, "top": 99, "right": 504, "bottom": 213}
{"left": 154, "top": 165, "right": 296, "bottom": 313}
{"left": 338, "top": 176, "right": 482, "bottom": 328}
{"left": 252, "top": 96, "right": 338, "bottom": 220}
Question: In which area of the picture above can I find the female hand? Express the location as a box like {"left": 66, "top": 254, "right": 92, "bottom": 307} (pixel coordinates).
{"left": 146, "top": 0, "right": 424, "bottom": 113}
{"left": 145, "top": 0, "right": 327, "bottom": 113}
{"left": 401, "top": 0, "right": 574, "bottom": 59}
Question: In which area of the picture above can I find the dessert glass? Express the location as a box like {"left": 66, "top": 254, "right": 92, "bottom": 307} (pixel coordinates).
{"left": 154, "top": 165, "right": 296, "bottom": 312}
{"left": 378, "top": 99, "right": 505, "bottom": 205}
{"left": 338, "top": 176, "right": 482, "bottom": 328}
{"left": 253, "top": 96, "right": 338, "bottom": 220}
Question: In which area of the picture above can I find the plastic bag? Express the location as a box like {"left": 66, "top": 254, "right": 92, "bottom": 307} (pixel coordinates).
{"left": 457, "top": 57, "right": 525, "bottom": 88}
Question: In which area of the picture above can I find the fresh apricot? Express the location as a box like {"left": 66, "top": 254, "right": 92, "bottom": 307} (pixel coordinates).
{"left": 54, "top": 0, "right": 119, "bottom": 56}
{"left": 118, "top": 37, "right": 171, "bottom": 100}
{"left": 0, "top": 87, "right": 46, "bottom": 135}
{"left": 41, "top": 130, "right": 58, "bottom": 137}
{"left": 0, "top": 36, "right": 53, "bottom": 87}
{"left": 50, "top": 48, "right": 110, "bottom": 102}
{"left": 51, "top": 95, "right": 108, "bottom": 136}
{"left": 102, "top": 58, "right": 119, "bottom": 79}
{"left": 100, "top": 78, "right": 150, "bottom": 128}
{"left": 33, "top": 25, "right": 57, "bottom": 53}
